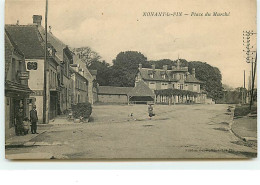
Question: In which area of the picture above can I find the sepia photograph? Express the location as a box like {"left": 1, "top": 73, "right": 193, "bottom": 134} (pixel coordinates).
{"left": 4, "top": 0, "right": 257, "bottom": 159}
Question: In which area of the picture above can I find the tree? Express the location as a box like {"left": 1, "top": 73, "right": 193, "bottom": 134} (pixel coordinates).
{"left": 188, "top": 61, "right": 223, "bottom": 101}
{"left": 88, "top": 60, "right": 111, "bottom": 86}
{"left": 72, "top": 47, "right": 101, "bottom": 67}
{"left": 110, "top": 51, "right": 150, "bottom": 86}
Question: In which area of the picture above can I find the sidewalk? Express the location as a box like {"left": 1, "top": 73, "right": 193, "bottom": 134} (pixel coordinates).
{"left": 5, "top": 124, "right": 53, "bottom": 148}
{"left": 231, "top": 115, "right": 257, "bottom": 142}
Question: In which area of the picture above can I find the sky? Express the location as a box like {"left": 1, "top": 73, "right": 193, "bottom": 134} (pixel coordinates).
{"left": 5, "top": 0, "right": 257, "bottom": 88}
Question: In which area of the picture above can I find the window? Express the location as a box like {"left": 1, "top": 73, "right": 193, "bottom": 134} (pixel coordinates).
{"left": 149, "top": 82, "right": 156, "bottom": 89}
{"left": 173, "top": 84, "right": 175, "bottom": 89}
{"left": 27, "top": 62, "right": 38, "bottom": 70}
{"left": 162, "top": 74, "right": 166, "bottom": 79}
{"left": 180, "top": 84, "right": 183, "bottom": 90}
{"left": 149, "top": 73, "right": 154, "bottom": 78}
{"left": 161, "top": 83, "right": 168, "bottom": 89}
{"left": 193, "top": 84, "right": 197, "bottom": 91}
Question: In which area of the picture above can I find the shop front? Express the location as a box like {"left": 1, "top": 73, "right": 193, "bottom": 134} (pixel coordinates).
{"left": 5, "top": 81, "right": 32, "bottom": 139}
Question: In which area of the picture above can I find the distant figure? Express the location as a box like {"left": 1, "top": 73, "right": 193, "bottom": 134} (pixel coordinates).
{"left": 30, "top": 105, "right": 38, "bottom": 134}
{"left": 148, "top": 104, "right": 154, "bottom": 120}
{"left": 23, "top": 117, "right": 30, "bottom": 135}
{"left": 15, "top": 107, "right": 24, "bottom": 136}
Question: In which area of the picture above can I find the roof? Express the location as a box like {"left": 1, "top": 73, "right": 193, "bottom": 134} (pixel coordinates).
{"left": 5, "top": 32, "right": 14, "bottom": 79}
{"left": 128, "top": 81, "right": 155, "bottom": 97}
{"left": 185, "top": 74, "right": 204, "bottom": 84}
{"left": 139, "top": 68, "right": 185, "bottom": 82}
{"left": 5, "top": 80, "right": 32, "bottom": 94}
{"left": 69, "top": 66, "right": 87, "bottom": 80}
{"left": 5, "top": 25, "right": 45, "bottom": 59}
{"left": 98, "top": 86, "right": 133, "bottom": 95}
{"left": 139, "top": 67, "right": 203, "bottom": 84}
{"left": 38, "top": 26, "right": 67, "bottom": 61}
{"left": 89, "top": 70, "right": 97, "bottom": 76}
{"left": 72, "top": 54, "right": 94, "bottom": 81}
{"left": 5, "top": 31, "right": 25, "bottom": 79}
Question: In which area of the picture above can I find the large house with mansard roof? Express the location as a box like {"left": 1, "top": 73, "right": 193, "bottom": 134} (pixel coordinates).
{"left": 135, "top": 59, "right": 211, "bottom": 104}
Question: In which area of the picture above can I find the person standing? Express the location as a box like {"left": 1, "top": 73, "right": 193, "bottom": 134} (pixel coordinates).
{"left": 30, "top": 105, "right": 38, "bottom": 134}
{"left": 148, "top": 104, "right": 154, "bottom": 120}
{"left": 15, "top": 107, "right": 24, "bottom": 136}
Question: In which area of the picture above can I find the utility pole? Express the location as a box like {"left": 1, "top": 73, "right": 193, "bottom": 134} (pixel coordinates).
{"left": 243, "top": 70, "right": 246, "bottom": 104}
{"left": 43, "top": 0, "right": 48, "bottom": 123}
{"left": 243, "top": 30, "right": 257, "bottom": 110}
{"left": 250, "top": 53, "right": 257, "bottom": 110}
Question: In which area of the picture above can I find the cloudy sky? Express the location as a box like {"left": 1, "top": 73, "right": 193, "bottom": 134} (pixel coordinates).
{"left": 5, "top": 0, "right": 256, "bottom": 88}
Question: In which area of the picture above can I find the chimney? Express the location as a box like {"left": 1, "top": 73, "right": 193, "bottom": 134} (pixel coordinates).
{"left": 152, "top": 64, "right": 155, "bottom": 70}
{"left": 192, "top": 68, "right": 196, "bottom": 77}
{"left": 33, "top": 15, "right": 42, "bottom": 26}
{"left": 163, "top": 65, "right": 168, "bottom": 70}
{"left": 138, "top": 63, "right": 142, "bottom": 70}
{"left": 176, "top": 59, "right": 180, "bottom": 69}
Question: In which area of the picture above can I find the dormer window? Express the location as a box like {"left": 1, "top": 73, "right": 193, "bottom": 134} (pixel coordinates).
{"left": 162, "top": 74, "right": 166, "bottom": 79}
{"left": 148, "top": 70, "right": 154, "bottom": 78}
{"left": 47, "top": 43, "right": 56, "bottom": 57}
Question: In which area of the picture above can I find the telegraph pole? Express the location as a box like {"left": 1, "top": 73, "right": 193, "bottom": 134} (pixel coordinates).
{"left": 243, "top": 30, "right": 257, "bottom": 110}
{"left": 43, "top": 0, "right": 48, "bottom": 123}
{"left": 250, "top": 53, "right": 257, "bottom": 110}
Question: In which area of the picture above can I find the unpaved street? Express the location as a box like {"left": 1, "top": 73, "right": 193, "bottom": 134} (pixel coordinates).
{"left": 6, "top": 104, "right": 257, "bottom": 159}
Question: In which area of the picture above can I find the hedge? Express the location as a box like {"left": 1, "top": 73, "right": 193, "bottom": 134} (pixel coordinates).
{"left": 72, "top": 102, "right": 92, "bottom": 119}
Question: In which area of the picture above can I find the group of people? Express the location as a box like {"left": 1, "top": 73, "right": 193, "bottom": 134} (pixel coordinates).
{"left": 15, "top": 105, "right": 38, "bottom": 136}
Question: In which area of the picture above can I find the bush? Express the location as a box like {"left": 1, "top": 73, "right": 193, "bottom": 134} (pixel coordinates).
{"left": 234, "top": 105, "right": 257, "bottom": 117}
{"left": 72, "top": 102, "right": 92, "bottom": 119}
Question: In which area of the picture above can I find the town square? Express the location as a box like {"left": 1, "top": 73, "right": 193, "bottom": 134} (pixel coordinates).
{"left": 4, "top": 0, "right": 257, "bottom": 159}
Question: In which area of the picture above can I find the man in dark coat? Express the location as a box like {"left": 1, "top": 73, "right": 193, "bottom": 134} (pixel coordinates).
{"left": 15, "top": 107, "right": 24, "bottom": 136}
{"left": 30, "top": 105, "right": 38, "bottom": 134}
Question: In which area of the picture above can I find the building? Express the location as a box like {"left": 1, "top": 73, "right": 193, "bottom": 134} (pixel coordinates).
{"left": 135, "top": 59, "right": 207, "bottom": 104}
{"left": 72, "top": 55, "right": 97, "bottom": 104}
{"left": 70, "top": 64, "right": 88, "bottom": 104}
{"left": 97, "top": 81, "right": 155, "bottom": 104}
{"left": 5, "top": 23, "right": 60, "bottom": 123}
{"left": 89, "top": 70, "right": 98, "bottom": 103}
{"left": 36, "top": 15, "right": 72, "bottom": 114}
{"left": 128, "top": 81, "right": 155, "bottom": 104}
{"left": 5, "top": 30, "right": 32, "bottom": 139}
{"left": 97, "top": 86, "right": 133, "bottom": 104}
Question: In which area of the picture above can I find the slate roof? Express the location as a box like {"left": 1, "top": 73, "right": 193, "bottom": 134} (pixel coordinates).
{"left": 139, "top": 68, "right": 181, "bottom": 82}
{"left": 5, "top": 31, "right": 25, "bottom": 79}
{"left": 38, "top": 26, "right": 66, "bottom": 61}
{"left": 185, "top": 74, "right": 203, "bottom": 84}
{"left": 128, "top": 81, "right": 155, "bottom": 97}
{"left": 5, "top": 25, "right": 45, "bottom": 59}
{"left": 69, "top": 66, "right": 86, "bottom": 80}
{"left": 5, "top": 32, "right": 14, "bottom": 79}
{"left": 139, "top": 67, "right": 203, "bottom": 84}
{"left": 98, "top": 86, "right": 133, "bottom": 95}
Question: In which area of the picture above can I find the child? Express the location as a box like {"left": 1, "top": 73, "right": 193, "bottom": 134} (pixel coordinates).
{"left": 23, "top": 117, "right": 30, "bottom": 135}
